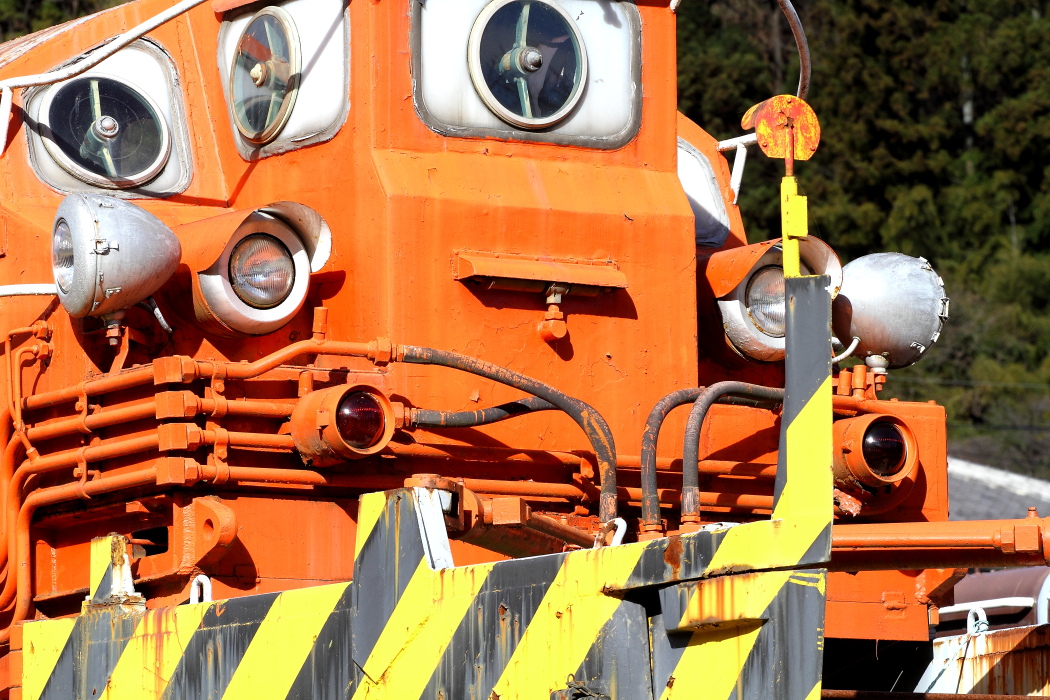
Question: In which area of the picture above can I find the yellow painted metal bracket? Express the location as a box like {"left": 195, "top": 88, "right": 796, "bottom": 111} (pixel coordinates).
{"left": 781, "top": 176, "right": 809, "bottom": 278}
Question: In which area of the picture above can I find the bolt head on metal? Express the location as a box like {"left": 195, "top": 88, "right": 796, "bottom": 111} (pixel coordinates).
{"left": 250, "top": 62, "right": 269, "bottom": 87}
{"left": 520, "top": 47, "right": 542, "bottom": 72}
{"left": 92, "top": 116, "right": 119, "bottom": 139}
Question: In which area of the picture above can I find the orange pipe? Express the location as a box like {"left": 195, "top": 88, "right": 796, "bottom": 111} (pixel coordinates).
{"left": 21, "top": 338, "right": 380, "bottom": 412}
{"left": 0, "top": 437, "right": 21, "bottom": 573}
{"left": 206, "top": 399, "right": 294, "bottom": 419}
{"left": 11, "top": 346, "right": 37, "bottom": 429}
{"left": 25, "top": 398, "right": 294, "bottom": 445}
{"left": 206, "top": 430, "right": 296, "bottom": 451}
{"left": 616, "top": 456, "right": 777, "bottom": 478}
{"left": 0, "top": 434, "right": 160, "bottom": 611}
{"left": 4, "top": 327, "right": 39, "bottom": 419}
{"left": 386, "top": 441, "right": 584, "bottom": 467}
{"left": 25, "top": 402, "right": 157, "bottom": 442}
{"left": 1, "top": 467, "right": 158, "bottom": 643}
{"left": 22, "top": 366, "right": 155, "bottom": 411}
{"left": 830, "top": 517, "right": 1050, "bottom": 571}
{"left": 16, "top": 434, "right": 160, "bottom": 475}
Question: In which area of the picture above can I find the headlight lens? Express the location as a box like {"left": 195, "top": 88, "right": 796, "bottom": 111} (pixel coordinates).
{"left": 746, "top": 265, "right": 786, "bottom": 337}
{"left": 862, "top": 421, "right": 907, "bottom": 477}
{"left": 228, "top": 233, "right": 295, "bottom": 309}
{"left": 52, "top": 219, "right": 75, "bottom": 294}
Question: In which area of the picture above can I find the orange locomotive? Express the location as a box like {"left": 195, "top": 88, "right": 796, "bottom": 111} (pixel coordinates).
{"left": 0, "top": 0, "right": 1042, "bottom": 697}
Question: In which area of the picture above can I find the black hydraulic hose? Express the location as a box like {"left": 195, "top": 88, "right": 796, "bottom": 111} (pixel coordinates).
{"left": 776, "top": 0, "right": 811, "bottom": 100}
{"left": 399, "top": 347, "right": 619, "bottom": 521}
{"left": 640, "top": 388, "right": 705, "bottom": 531}
{"left": 411, "top": 396, "right": 556, "bottom": 429}
{"left": 681, "top": 382, "right": 785, "bottom": 522}
{"left": 640, "top": 390, "right": 784, "bottom": 530}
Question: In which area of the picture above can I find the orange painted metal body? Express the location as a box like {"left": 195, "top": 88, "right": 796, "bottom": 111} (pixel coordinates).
{"left": 0, "top": 0, "right": 1039, "bottom": 685}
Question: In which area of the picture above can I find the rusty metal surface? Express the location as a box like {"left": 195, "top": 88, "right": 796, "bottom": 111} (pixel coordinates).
{"left": 920, "top": 624, "right": 1050, "bottom": 696}
{"left": 742, "top": 94, "right": 822, "bottom": 162}
{"left": 19, "top": 487, "right": 829, "bottom": 699}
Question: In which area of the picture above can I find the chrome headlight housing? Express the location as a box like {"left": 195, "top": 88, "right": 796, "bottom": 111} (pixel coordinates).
{"left": 195, "top": 211, "right": 312, "bottom": 335}
{"left": 52, "top": 194, "right": 181, "bottom": 318}
{"left": 832, "top": 253, "right": 949, "bottom": 369}
{"left": 709, "top": 237, "right": 842, "bottom": 362}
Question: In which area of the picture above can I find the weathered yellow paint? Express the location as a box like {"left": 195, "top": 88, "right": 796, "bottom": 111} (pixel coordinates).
{"left": 675, "top": 570, "right": 793, "bottom": 631}
{"left": 99, "top": 603, "right": 213, "bottom": 699}
{"left": 488, "top": 544, "right": 644, "bottom": 700}
{"left": 789, "top": 572, "right": 827, "bottom": 593}
{"left": 703, "top": 517, "right": 826, "bottom": 577}
{"left": 773, "top": 375, "right": 833, "bottom": 523}
{"left": 780, "top": 176, "right": 809, "bottom": 278}
{"left": 221, "top": 584, "right": 349, "bottom": 699}
{"left": 22, "top": 617, "right": 77, "bottom": 700}
{"left": 354, "top": 491, "right": 387, "bottom": 560}
{"left": 89, "top": 534, "right": 118, "bottom": 599}
{"left": 352, "top": 562, "right": 495, "bottom": 699}
{"left": 661, "top": 622, "right": 763, "bottom": 700}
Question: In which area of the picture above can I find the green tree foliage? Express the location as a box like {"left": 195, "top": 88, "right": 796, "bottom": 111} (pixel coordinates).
{"left": 0, "top": 0, "right": 122, "bottom": 42}
{"left": 679, "top": 0, "right": 1050, "bottom": 477}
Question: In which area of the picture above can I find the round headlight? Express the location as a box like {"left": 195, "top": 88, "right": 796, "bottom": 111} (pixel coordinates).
{"left": 230, "top": 7, "right": 300, "bottom": 144}
{"left": 746, "top": 266, "right": 786, "bottom": 337}
{"left": 52, "top": 219, "right": 75, "bottom": 294}
{"left": 862, "top": 421, "right": 907, "bottom": 477}
{"left": 467, "top": 0, "right": 588, "bottom": 129}
{"left": 336, "top": 391, "right": 387, "bottom": 449}
{"left": 228, "top": 234, "right": 295, "bottom": 309}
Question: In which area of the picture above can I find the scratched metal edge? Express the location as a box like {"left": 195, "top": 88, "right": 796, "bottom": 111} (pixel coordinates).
{"left": 420, "top": 551, "right": 567, "bottom": 700}
{"left": 775, "top": 274, "right": 831, "bottom": 509}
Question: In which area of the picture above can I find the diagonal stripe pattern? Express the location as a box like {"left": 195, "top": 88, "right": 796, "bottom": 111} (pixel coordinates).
{"left": 21, "top": 482, "right": 832, "bottom": 700}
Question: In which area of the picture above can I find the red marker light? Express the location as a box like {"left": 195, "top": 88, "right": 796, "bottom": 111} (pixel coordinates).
{"left": 336, "top": 391, "right": 386, "bottom": 449}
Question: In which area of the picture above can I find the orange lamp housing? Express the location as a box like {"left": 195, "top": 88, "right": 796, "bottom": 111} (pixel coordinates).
{"left": 168, "top": 202, "right": 332, "bottom": 338}
{"left": 832, "top": 413, "right": 918, "bottom": 497}
{"left": 290, "top": 384, "right": 396, "bottom": 466}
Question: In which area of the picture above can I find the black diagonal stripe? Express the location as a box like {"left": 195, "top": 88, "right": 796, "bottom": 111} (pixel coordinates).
{"left": 283, "top": 582, "right": 357, "bottom": 700}
{"left": 649, "top": 608, "right": 708, "bottom": 697}
{"left": 798, "top": 521, "right": 832, "bottom": 568}
{"left": 160, "top": 591, "right": 279, "bottom": 700}
{"left": 729, "top": 569, "right": 828, "bottom": 700}
{"left": 775, "top": 275, "right": 832, "bottom": 506}
{"left": 420, "top": 551, "right": 567, "bottom": 700}
{"left": 351, "top": 491, "right": 428, "bottom": 672}
{"left": 621, "top": 530, "right": 727, "bottom": 591}
{"left": 39, "top": 606, "right": 142, "bottom": 700}
{"left": 567, "top": 598, "right": 654, "bottom": 699}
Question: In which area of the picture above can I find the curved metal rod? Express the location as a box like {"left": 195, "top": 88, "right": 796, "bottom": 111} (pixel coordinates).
{"left": 639, "top": 388, "right": 705, "bottom": 531}
{"left": 777, "top": 0, "right": 812, "bottom": 100}
{"left": 399, "top": 346, "right": 619, "bottom": 522}
{"left": 642, "top": 389, "right": 783, "bottom": 531}
{"left": 832, "top": 336, "right": 861, "bottom": 365}
{"left": 681, "top": 382, "right": 785, "bottom": 523}
{"left": 410, "top": 396, "right": 556, "bottom": 429}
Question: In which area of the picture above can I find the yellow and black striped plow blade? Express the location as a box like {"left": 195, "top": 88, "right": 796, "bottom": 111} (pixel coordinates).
{"left": 22, "top": 480, "right": 830, "bottom": 699}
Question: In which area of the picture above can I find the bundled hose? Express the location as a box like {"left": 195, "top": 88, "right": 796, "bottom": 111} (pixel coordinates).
{"left": 399, "top": 347, "right": 619, "bottom": 522}
{"left": 411, "top": 396, "right": 556, "bottom": 429}
{"left": 640, "top": 388, "right": 785, "bottom": 530}
{"left": 681, "top": 382, "right": 784, "bottom": 522}
{"left": 639, "top": 388, "right": 705, "bottom": 531}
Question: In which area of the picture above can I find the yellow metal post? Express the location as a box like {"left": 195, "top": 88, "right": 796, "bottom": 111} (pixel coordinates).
{"left": 780, "top": 175, "right": 808, "bottom": 279}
